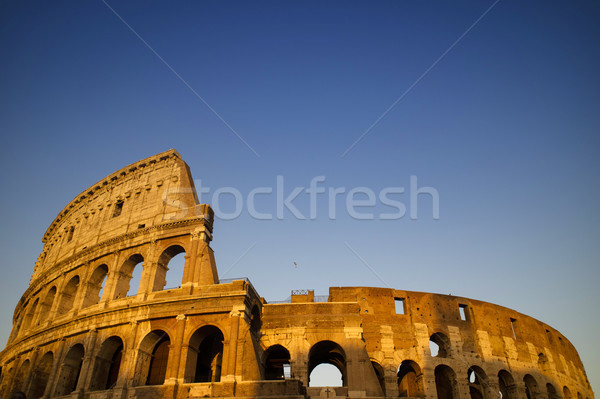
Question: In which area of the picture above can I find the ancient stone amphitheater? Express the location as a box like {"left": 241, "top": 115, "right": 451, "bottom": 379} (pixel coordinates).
{"left": 0, "top": 150, "right": 593, "bottom": 399}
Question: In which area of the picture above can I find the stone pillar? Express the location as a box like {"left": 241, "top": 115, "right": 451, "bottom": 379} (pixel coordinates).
{"left": 119, "top": 321, "right": 140, "bottom": 387}
{"left": 190, "top": 226, "right": 218, "bottom": 285}
{"left": 167, "top": 314, "right": 187, "bottom": 383}
{"left": 22, "top": 349, "right": 40, "bottom": 396}
{"left": 76, "top": 329, "right": 98, "bottom": 391}
{"left": 103, "top": 251, "right": 122, "bottom": 301}
{"left": 221, "top": 306, "right": 244, "bottom": 382}
{"left": 44, "top": 339, "right": 67, "bottom": 398}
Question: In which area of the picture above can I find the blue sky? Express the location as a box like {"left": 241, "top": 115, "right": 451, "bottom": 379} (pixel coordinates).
{"left": 0, "top": 0, "right": 598, "bottom": 392}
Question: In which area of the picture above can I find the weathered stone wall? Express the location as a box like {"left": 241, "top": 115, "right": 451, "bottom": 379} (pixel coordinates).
{"left": 0, "top": 150, "right": 593, "bottom": 399}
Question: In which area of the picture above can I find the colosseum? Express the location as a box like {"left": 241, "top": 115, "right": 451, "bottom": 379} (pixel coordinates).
{"left": 0, "top": 149, "right": 593, "bottom": 399}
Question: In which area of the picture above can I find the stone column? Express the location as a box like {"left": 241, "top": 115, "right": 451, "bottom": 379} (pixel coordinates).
{"left": 221, "top": 306, "right": 244, "bottom": 382}
{"left": 167, "top": 314, "right": 187, "bottom": 383}
{"left": 76, "top": 329, "right": 98, "bottom": 391}
{"left": 119, "top": 321, "right": 140, "bottom": 387}
{"left": 44, "top": 339, "right": 67, "bottom": 398}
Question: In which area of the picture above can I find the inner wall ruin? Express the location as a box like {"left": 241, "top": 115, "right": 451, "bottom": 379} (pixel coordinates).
{"left": 0, "top": 149, "right": 593, "bottom": 399}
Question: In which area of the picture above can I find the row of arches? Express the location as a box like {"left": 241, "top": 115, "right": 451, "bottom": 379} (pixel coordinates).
{"left": 6, "top": 325, "right": 227, "bottom": 399}
{"left": 398, "top": 360, "right": 586, "bottom": 399}
{"left": 12, "top": 245, "right": 187, "bottom": 341}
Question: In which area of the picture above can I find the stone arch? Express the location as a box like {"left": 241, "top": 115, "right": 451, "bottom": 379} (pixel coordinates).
{"left": 185, "top": 325, "right": 224, "bottom": 383}
{"left": 397, "top": 360, "right": 423, "bottom": 397}
{"left": 54, "top": 343, "right": 85, "bottom": 396}
{"left": 90, "top": 336, "right": 124, "bottom": 391}
{"left": 37, "top": 286, "right": 56, "bottom": 324}
{"left": 546, "top": 383, "right": 559, "bottom": 399}
{"left": 29, "top": 351, "right": 53, "bottom": 399}
{"left": 371, "top": 360, "right": 386, "bottom": 396}
{"left": 57, "top": 276, "right": 80, "bottom": 314}
{"left": 435, "top": 364, "right": 458, "bottom": 399}
{"left": 308, "top": 340, "right": 347, "bottom": 387}
{"left": 20, "top": 299, "right": 39, "bottom": 334}
{"left": 263, "top": 345, "right": 290, "bottom": 380}
{"left": 250, "top": 305, "right": 262, "bottom": 334}
{"left": 430, "top": 332, "right": 451, "bottom": 358}
{"left": 499, "top": 370, "right": 517, "bottom": 399}
{"left": 155, "top": 245, "right": 186, "bottom": 291}
{"left": 563, "top": 386, "right": 572, "bottom": 399}
{"left": 114, "top": 254, "right": 144, "bottom": 299}
{"left": 10, "top": 359, "right": 30, "bottom": 397}
{"left": 577, "top": 392, "right": 583, "bottom": 399}
{"left": 467, "top": 366, "right": 489, "bottom": 399}
{"left": 524, "top": 374, "right": 539, "bottom": 399}
{"left": 538, "top": 353, "right": 550, "bottom": 373}
{"left": 134, "top": 330, "right": 170, "bottom": 386}
{"left": 83, "top": 264, "right": 109, "bottom": 307}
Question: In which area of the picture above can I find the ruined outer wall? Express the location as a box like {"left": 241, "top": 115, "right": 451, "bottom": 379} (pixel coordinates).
{"left": 0, "top": 150, "right": 593, "bottom": 399}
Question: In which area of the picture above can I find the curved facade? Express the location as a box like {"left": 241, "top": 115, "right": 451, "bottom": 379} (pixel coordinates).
{"left": 0, "top": 150, "right": 593, "bottom": 399}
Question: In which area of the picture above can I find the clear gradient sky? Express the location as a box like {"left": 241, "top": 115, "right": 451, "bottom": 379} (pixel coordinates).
{"left": 0, "top": 0, "right": 598, "bottom": 392}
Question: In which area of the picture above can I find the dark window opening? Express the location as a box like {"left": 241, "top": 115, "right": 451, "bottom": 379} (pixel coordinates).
{"left": 510, "top": 318, "right": 518, "bottom": 340}
{"left": 113, "top": 200, "right": 124, "bottom": 218}
{"left": 146, "top": 337, "right": 170, "bottom": 385}
{"left": 67, "top": 227, "right": 75, "bottom": 242}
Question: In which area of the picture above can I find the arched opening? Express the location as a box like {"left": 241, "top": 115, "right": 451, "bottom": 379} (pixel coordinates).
{"left": 114, "top": 254, "right": 144, "bottom": 299}
{"left": 546, "top": 383, "right": 559, "bottom": 399}
{"left": 524, "top": 374, "right": 539, "bottom": 399}
{"left": 29, "top": 352, "right": 53, "bottom": 399}
{"left": 309, "top": 364, "right": 342, "bottom": 387}
{"left": 156, "top": 245, "right": 186, "bottom": 291}
{"left": 250, "top": 305, "right": 262, "bottom": 334}
{"left": 577, "top": 393, "right": 583, "bottom": 399}
{"left": 468, "top": 366, "right": 488, "bottom": 399}
{"left": 397, "top": 360, "right": 423, "bottom": 397}
{"left": 37, "top": 287, "right": 56, "bottom": 324}
{"left": 429, "top": 332, "right": 450, "bottom": 357}
{"left": 54, "top": 344, "right": 84, "bottom": 396}
{"left": 435, "top": 365, "right": 458, "bottom": 399}
{"left": 538, "top": 353, "right": 550, "bottom": 373}
{"left": 57, "top": 276, "right": 80, "bottom": 314}
{"left": 264, "top": 345, "right": 290, "bottom": 380}
{"left": 563, "top": 386, "right": 572, "bottom": 399}
{"left": 498, "top": 370, "right": 516, "bottom": 399}
{"left": 308, "top": 340, "right": 346, "bottom": 387}
{"left": 83, "top": 265, "right": 109, "bottom": 307}
{"left": 185, "top": 325, "right": 224, "bottom": 383}
{"left": 371, "top": 361, "right": 386, "bottom": 396}
{"left": 11, "top": 359, "right": 30, "bottom": 397}
{"left": 21, "top": 299, "right": 39, "bottom": 334}
{"left": 90, "top": 336, "right": 124, "bottom": 390}
{"left": 135, "top": 330, "right": 170, "bottom": 386}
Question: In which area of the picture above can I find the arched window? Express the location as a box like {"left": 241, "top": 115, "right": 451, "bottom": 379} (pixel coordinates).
{"left": 435, "top": 365, "right": 458, "bottom": 399}
{"left": 90, "top": 336, "right": 124, "bottom": 390}
{"left": 524, "top": 374, "right": 539, "bottom": 399}
{"left": 11, "top": 359, "right": 30, "bottom": 397}
{"left": 54, "top": 344, "right": 84, "bottom": 396}
{"left": 499, "top": 370, "right": 516, "bottom": 399}
{"left": 185, "top": 325, "right": 224, "bottom": 383}
{"left": 264, "top": 345, "right": 290, "bottom": 380}
{"left": 29, "top": 352, "right": 53, "bottom": 399}
{"left": 114, "top": 254, "right": 144, "bottom": 299}
{"left": 546, "top": 383, "right": 559, "bottom": 399}
{"left": 397, "top": 360, "right": 423, "bottom": 397}
{"left": 83, "top": 265, "right": 109, "bottom": 307}
{"left": 371, "top": 361, "right": 386, "bottom": 396}
{"left": 147, "top": 337, "right": 170, "bottom": 385}
{"left": 468, "top": 366, "right": 488, "bottom": 399}
{"left": 21, "top": 299, "right": 39, "bottom": 333}
{"left": 156, "top": 245, "right": 186, "bottom": 291}
{"left": 37, "top": 287, "right": 56, "bottom": 324}
{"left": 250, "top": 305, "right": 262, "bottom": 334}
{"left": 135, "top": 330, "right": 170, "bottom": 386}
{"left": 429, "top": 332, "right": 451, "bottom": 358}
{"left": 563, "top": 386, "right": 572, "bottom": 399}
{"left": 308, "top": 340, "right": 346, "bottom": 387}
{"left": 57, "top": 276, "right": 80, "bottom": 313}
